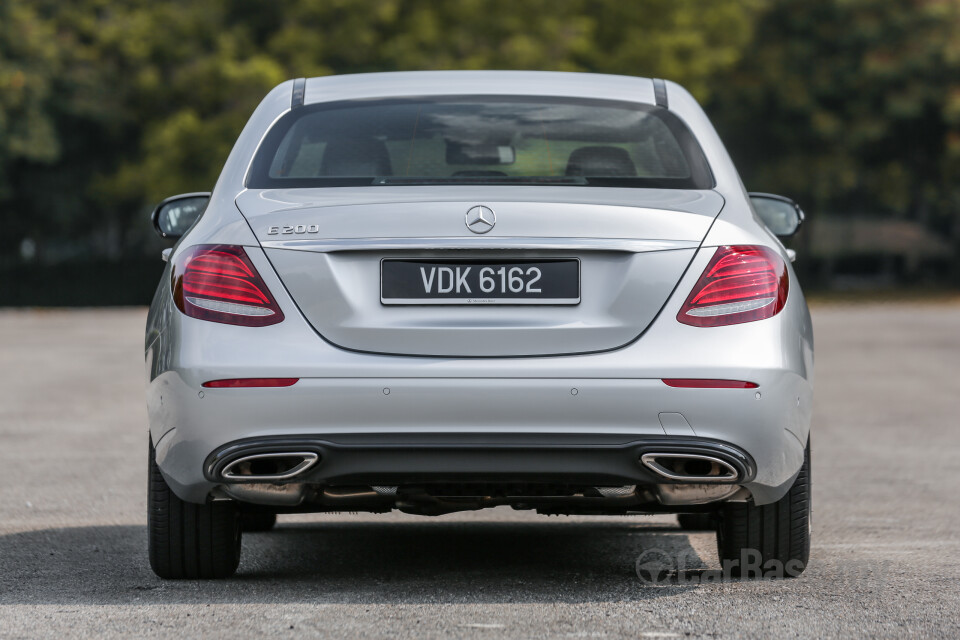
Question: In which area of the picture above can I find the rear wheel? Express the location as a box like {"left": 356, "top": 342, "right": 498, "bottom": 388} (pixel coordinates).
{"left": 716, "top": 441, "right": 811, "bottom": 578}
{"left": 148, "top": 442, "right": 242, "bottom": 579}
{"left": 241, "top": 512, "right": 277, "bottom": 532}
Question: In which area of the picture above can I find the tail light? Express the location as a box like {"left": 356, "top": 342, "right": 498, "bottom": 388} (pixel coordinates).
{"left": 677, "top": 245, "right": 788, "bottom": 327}
{"left": 171, "top": 245, "right": 284, "bottom": 326}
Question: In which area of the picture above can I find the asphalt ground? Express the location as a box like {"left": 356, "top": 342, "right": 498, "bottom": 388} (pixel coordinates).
{"left": 1, "top": 304, "right": 958, "bottom": 638}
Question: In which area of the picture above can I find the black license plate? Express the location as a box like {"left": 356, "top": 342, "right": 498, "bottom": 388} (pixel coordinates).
{"left": 381, "top": 259, "right": 580, "bottom": 305}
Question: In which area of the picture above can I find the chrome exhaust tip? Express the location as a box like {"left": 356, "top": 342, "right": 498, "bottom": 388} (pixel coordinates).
{"left": 221, "top": 452, "right": 319, "bottom": 481}
{"left": 641, "top": 453, "right": 739, "bottom": 483}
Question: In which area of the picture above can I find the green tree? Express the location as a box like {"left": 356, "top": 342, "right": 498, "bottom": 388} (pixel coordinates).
{"left": 0, "top": 0, "right": 64, "bottom": 263}
{"left": 0, "top": 0, "right": 761, "bottom": 284}
{"left": 0, "top": 1, "right": 61, "bottom": 194}
{"left": 712, "top": 0, "right": 960, "bottom": 234}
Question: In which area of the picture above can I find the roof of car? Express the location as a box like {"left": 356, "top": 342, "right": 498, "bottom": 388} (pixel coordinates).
{"left": 302, "top": 71, "right": 659, "bottom": 106}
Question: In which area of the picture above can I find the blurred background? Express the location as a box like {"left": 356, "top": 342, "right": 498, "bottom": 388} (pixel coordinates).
{"left": 1, "top": 0, "right": 958, "bottom": 305}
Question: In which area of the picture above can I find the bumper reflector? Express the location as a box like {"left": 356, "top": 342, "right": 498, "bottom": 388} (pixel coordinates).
{"left": 662, "top": 379, "right": 758, "bottom": 389}
{"left": 202, "top": 378, "right": 299, "bottom": 388}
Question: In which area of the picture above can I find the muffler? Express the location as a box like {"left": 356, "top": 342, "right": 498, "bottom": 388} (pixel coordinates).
{"left": 641, "top": 453, "right": 739, "bottom": 483}
{"left": 654, "top": 483, "right": 742, "bottom": 505}
{"left": 220, "top": 452, "right": 318, "bottom": 481}
{"left": 222, "top": 482, "right": 308, "bottom": 506}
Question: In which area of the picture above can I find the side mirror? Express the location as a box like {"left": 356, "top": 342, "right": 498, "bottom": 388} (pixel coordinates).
{"left": 151, "top": 192, "right": 211, "bottom": 239}
{"left": 748, "top": 192, "right": 805, "bottom": 238}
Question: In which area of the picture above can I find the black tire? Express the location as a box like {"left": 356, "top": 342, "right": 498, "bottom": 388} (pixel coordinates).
{"left": 677, "top": 513, "right": 715, "bottom": 530}
{"left": 716, "top": 441, "right": 811, "bottom": 578}
{"left": 148, "top": 442, "right": 242, "bottom": 579}
{"left": 241, "top": 512, "right": 277, "bottom": 532}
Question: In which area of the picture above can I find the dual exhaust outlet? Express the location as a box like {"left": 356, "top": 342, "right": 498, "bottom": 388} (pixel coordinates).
{"left": 215, "top": 449, "right": 742, "bottom": 508}
{"left": 221, "top": 452, "right": 319, "bottom": 481}
{"left": 217, "top": 451, "right": 741, "bottom": 484}
{"left": 640, "top": 452, "right": 740, "bottom": 483}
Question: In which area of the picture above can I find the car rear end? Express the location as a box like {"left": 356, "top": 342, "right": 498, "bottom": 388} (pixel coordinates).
{"left": 145, "top": 72, "right": 813, "bottom": 578}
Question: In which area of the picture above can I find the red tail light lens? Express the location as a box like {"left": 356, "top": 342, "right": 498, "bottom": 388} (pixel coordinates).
{"left": 677, "top": 245, "right": 788, "bottom": 327}
{"left": 171, "top": 245, "right": 284, "bottom": 326}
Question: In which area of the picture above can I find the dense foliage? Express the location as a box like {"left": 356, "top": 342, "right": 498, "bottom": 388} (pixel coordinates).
{"left": 714, "top": 0, "right": 960, "bottom": 237}
{"left": 1, "top": 0, "right": 958, "bottom": 296}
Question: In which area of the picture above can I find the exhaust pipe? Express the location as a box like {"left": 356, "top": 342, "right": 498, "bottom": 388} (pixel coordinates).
{"left": 221, "top": 452, "right": 319, "bottom": 481}
{"left": 641, "top": 453, "right": 739, "bottom": 483}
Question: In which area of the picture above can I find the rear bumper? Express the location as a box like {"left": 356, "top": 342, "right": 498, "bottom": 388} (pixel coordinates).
{"left": 150, "top": 372, "right": 809, "bottom": 506}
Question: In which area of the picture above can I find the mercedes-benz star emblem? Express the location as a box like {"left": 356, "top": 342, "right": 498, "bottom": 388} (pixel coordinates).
{"left": 465, "top": 205, "right": 496, "bottom": 234}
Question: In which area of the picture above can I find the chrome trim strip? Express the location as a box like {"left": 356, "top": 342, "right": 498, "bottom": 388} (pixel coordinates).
{"left": 640, "top": 453, "right": 740, "bottom": 483}
{"left": 685, "top": 297, "right": 776, "bottom": 318}
{"left": 221, "top": 452, "right": 319, "bottom": 481}
{"left": 186, "top": 297, "right": 276, "bottom": 317}
{"left": 260, "top": 237, "right": 697, "bottom": 253}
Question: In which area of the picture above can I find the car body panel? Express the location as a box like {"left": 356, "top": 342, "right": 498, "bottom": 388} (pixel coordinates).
{"left": 145, "top": 71, "right": 814, "bottom": 512}
{"left": 235, "top": 186, "right": 724, "bottom": 233}
{"left": 300, "top": 70, "right": 659, "bottom": 108}
{"left": 263, "top": 245, "right": 696, "bottom": 356}
{"left": 146, "top": 243, "right": 813, "bottom": 505}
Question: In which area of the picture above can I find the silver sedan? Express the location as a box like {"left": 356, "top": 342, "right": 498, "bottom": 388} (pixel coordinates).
{"left": 145, "top": 71, "right": 813, "bottom": 579}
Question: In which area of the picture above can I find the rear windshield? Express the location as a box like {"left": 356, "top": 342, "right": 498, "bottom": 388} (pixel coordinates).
{"left": 247, "top": 95, "right": 714, "bottom": 189}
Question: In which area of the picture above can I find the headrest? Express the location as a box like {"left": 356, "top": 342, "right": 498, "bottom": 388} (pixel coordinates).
{"left": 319, "top": 138, "right": 393, "bottom": 176}
{"left": 565, "top": 146, "right": 637, "bottom": 177}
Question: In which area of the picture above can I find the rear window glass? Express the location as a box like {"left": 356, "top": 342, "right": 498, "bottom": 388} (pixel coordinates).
{"left": 247, "top": 96, "right": 714, "bottom": 189}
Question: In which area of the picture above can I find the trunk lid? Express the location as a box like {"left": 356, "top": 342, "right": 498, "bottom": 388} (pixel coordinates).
{"left": 236, "top": 186, "right": 722, "bottom": 357}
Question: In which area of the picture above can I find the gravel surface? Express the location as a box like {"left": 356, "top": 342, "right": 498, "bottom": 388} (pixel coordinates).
{"left": 1, "top": 304, "right": 958, "bottom": 638}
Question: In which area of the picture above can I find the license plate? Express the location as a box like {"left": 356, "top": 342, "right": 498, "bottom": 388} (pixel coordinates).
{"left": 381, "top": 259, "right": 580, "bottom": 305}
